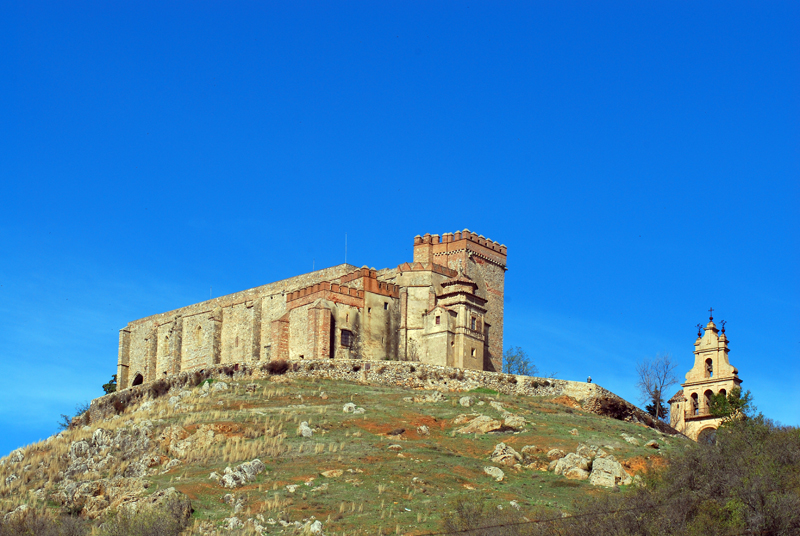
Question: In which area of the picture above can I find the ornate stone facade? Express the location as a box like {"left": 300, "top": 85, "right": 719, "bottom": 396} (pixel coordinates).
{"left": 669, "top": 313, "right": 742, "bottom": 441}
{"left": 117, "top": 230, "right": 507, "bottom": 389}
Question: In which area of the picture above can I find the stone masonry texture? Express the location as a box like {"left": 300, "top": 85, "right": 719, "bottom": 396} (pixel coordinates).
{"left": 117, "top": 231, "right": 507, "bottom": 389}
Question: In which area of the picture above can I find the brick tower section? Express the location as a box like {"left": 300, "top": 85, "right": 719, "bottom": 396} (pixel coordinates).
{"left": 413, "top": 230, "right": 507, "bottom": 372}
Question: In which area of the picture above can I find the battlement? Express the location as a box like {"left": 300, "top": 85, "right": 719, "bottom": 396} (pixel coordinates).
{"left": 414, "top": 229, "right": 507, "bottom": 256}
{"left": 396, "top": 262, "right": 457, "bottom": 277}
{"left": 286, "top": 282, "right": 364, "bottom": 303}
{"left": 340, "top": 266, "right": 401, "bottom": 298}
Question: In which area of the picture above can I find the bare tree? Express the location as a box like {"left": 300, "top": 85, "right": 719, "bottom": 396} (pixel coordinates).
{"left": 503, "top": 346, "right": 538, "bottom": 376}
{"left": 636, "top": 353, "right": 678, "bottom": 421}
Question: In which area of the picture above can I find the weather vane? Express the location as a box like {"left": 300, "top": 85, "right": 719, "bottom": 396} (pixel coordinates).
{"left": 696, "top": 323, "right": 704, "bottom": 337}
{"left": 721, "top": 320, "right": 726, "bottom": 333}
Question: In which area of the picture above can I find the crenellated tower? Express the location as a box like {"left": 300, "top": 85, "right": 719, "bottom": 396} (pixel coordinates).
{"left": 410, "top": 230, "right": 507, "bottom": 371}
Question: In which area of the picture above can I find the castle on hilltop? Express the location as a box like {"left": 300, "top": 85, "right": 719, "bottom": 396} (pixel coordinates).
{"left": 669, "top": 312, "right": 742, "bottom": 442}
{"left": 117, "top": 230, "right": 507, "bottom": 390}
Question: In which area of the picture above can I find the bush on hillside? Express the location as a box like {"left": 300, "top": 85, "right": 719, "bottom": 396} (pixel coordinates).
{"left": 0, "top": 509, "right": 87, "bottom": 536}
{"left": 441, "top": 416, "right": 800, "bottom": 535}
{"left": 265, "top": 359, "right": 289, "bottom": 375}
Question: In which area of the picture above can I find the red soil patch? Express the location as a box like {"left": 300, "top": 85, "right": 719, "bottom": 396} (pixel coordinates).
{"left": 550, "top": 395, "right": 582, "bottom": 409}
{"left": 622, "top": 455, "right": 667, "bottom": 475}
{"left": 355, "top": 412, "right": 445, "bottom": 440}
{"left": 174, "top": 482, "right": 216, "bottom": 501}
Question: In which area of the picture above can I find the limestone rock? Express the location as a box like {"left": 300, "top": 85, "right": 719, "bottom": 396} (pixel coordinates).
{"left": 564, "top": 467, "right": 590, "bottom": 480}
{"left": 453, "top": 413, "right": 480, "bottom": 425}
{"left": 216, "top": 459, "right": 266, "bottom": 488}
{"left": 483, "top": 466, "right": 505, "bottom": 482}
{"left": 343, "top": 403, "right": 357, "bottom": 413}
{"left": 645, "top": 440, "right": 659, "bottom": 449}
{"left": 569, "top": 428, "right": 579, "bottom": 436}
{"left": 417, "top": 425, "right": 430, "bottom": 436}
{"left": 321, "top": 469, "right": 343, "bottom": 478}
{"left": 490, "top": 443, "right": 522, "bottom": 466}
{"left": 520, "top": 445, "right": 540, "bottom": 458}
{"left": 414, "top": 391, "right": 445, "bottom": 403}
{"left": 211, "top": 381, "right": 229, "bottom": 393}
{"left": 298, "top": 422, "right": 313, "bottom": 438}
{"left": 459, "top": 396, "right": 474, "bottom": 407}
{"left": 456, "top": 415, "right": 504, "bottom": 434}
{"left": 546, "top": 448, "right": 566, "bottom": 461}
{"left": 503, "top": 415, "right": 526, "bottom": 431}
{"left": 551, "top": 453, "right": 591, "bottom": 476}
{"left": 589, "top": 457, "right": 632, "bottom": 487}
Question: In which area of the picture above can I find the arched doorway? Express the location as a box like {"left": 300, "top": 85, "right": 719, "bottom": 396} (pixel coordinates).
{"left": 132, "top": 373, "right": 144, "bottom": 386}
{"left": 697, "top": 427, "right": 717, "bottom": 445}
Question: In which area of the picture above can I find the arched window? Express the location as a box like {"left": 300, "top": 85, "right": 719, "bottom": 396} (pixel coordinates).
{"left": 705, "top": 358, "right": 713, "bottom": 378}
{"left": 691, "top": 393, "right": 699, "bottom": 415}
{"left": 719, "top": 388, "right": 727, "bottom": 399}
{"left": 132, "top": 373, "right": 144, "bottom": 386}
{"left": 704, "top": 389, "right": 714, "bottom": 413}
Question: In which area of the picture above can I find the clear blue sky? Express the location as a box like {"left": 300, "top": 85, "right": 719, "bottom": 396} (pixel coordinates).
{"left": 1, "top": 2, "right": 797, "bottom": 456}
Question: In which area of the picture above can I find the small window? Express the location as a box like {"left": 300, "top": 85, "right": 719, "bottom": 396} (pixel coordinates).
{"left": 471, "top": 317, "right": 476, "bottom": 330}
{"left": 368, "top": 307, "right": 371, "bottom": 314}
{"left": 471, "top": 348, "right": 476, "bottom": 357}
{"left": 346, "top": 313, "right": 349, "bottom": 322}
{"left": 435, "top": 316, "right": 441, "bottom": 325}
{"left": 299, "top": 355, "right": 304, "bottom": 359}
{"left": 384, "top": 302, "right": 388, "bottom": 310}
{"left": 341, "top": 329, "right": 353, "bottom": 347}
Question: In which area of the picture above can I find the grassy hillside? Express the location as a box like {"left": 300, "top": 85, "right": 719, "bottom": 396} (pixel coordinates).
{"left": 0, "top": 370, "right": 688, "bottom": 535}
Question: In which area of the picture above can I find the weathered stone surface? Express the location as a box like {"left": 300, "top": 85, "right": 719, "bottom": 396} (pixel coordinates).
{"left": 298, "top": 421, "right": 313, "bottom": 438}
{"left": 490, "top": 443, "right": 522, "bottom": 466}
{"left": 564, "top": 467, "right": 590, "bottom": 480}
{"left": 503, "top": 415, "right": 526, "bottom": 431}
{"left": 321, "top": 469, "right": 343, "bottom": 478}
{"left": 214, "top": 459, "right": 266, "bottom": 488}
{"left": 551, "top": 453, "right": 591, "bottom": 476}
{"left": 459, "top": 396, "right": 474, "bottom": 407}
{"left": 343, "top": 403, "right": 357, "bottom": 413}
{"left": 645, "top": 440, "right": 659, "bottom": 449}
{"left": 546, "top": 448, "right": 566, "bottom": 461}
{"left": 589, "top": 457, "right": 632, "bottom": 487}
{"left": 456, "top": 415, "right": 503, "bottom": 434}
{"left": 483, "top": 466, "right": 505, "bottom": 481}
{"left": 417, "top": 425, "right": 430, "bottom": 436}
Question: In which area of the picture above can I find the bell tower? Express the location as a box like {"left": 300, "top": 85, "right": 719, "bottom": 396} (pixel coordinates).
{"left": 669, "top": 310, "right": 742, "bottom": 441}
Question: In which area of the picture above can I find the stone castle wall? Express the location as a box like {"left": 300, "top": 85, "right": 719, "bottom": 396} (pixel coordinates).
{"left": 118, "top": 231, "right": 508, "bottom": 390}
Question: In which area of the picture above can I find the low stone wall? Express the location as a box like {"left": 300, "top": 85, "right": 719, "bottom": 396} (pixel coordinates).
{"left": 89, "top": 359, "right": 678, "bottom": 434}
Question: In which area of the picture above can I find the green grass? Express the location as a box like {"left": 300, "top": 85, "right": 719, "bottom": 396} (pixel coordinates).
{"left": 33, "top": 375, "right": 686, "bottom": 535}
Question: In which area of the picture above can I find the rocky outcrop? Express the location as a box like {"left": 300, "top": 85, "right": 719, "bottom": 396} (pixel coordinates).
{"left": 210, "top": 459, "right": 266, "bottom": 489}
{"left": 490, "top": 443, "right": 522, "bottom": 466}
